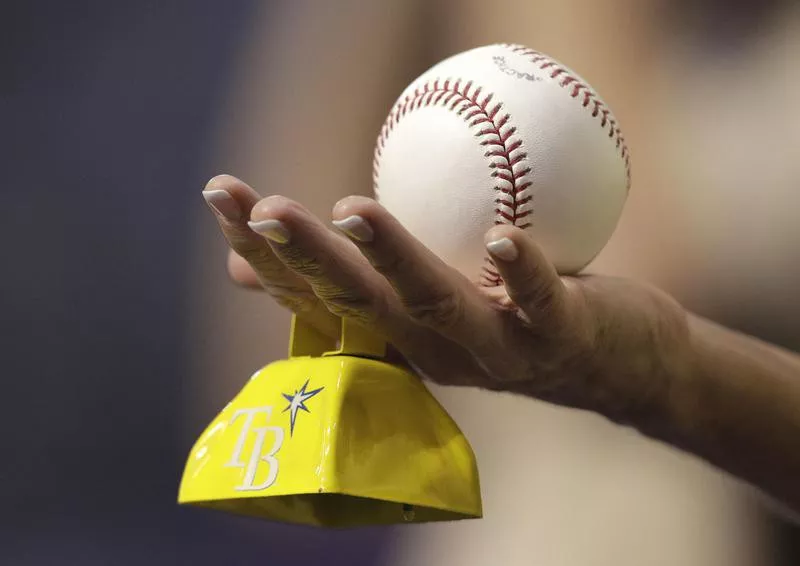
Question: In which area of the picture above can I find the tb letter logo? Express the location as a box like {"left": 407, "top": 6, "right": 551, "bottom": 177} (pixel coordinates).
{"left": 224, "top": 407, "right": 285, "bottom": 491}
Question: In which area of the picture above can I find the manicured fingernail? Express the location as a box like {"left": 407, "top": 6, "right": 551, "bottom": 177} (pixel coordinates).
{"left": 486, "top": 238, "right": 518, "bottom": 261}
{"left": 332, "top": 215, "right": 374, "bottom": 242}
{"left": 203, "top": 189, "right": 241, "bottom": 221}
{"left": 248, "top": 219, "right": 290, "bottom": 244}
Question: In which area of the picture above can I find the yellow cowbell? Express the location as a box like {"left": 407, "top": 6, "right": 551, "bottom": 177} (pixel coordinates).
{"left": 178, "top": 313, "right": 482, "bottom": 527}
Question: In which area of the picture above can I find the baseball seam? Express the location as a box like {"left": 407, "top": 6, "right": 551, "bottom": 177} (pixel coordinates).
{"left": 505, "top": 44, "right": 631, "bottom": 190}
{"left": 373, "top": 78, "right": 532, "bottom": 286}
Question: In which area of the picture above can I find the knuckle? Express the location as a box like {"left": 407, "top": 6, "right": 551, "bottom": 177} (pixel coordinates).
{"left": 514, "top": 277, "right": 564, "bottom": 320}
{"left": 281, "top": 247, "right": 327, "bottom": 280}
{"left": 262, "top": 283, "right": 318, "bottom": 314}
{"left": 229, "top": 238, "right": 286, "bottom": 275}
{"left": 229, "top": 237, "right": 268, "bottom": 261}
{"left": 403, "top": 290, "right": 464, "bottom": 329}
{"left": 229, "top": 245, "right": 288, "bottom": 284}
{"left": 369, "top": 249, "right": 409, "bottom": 275}
{"left": 249, "top": 254, "right": 289, "bottom": 281}
{"left": 316, "top": 285, "right": 385, "bottom": 326}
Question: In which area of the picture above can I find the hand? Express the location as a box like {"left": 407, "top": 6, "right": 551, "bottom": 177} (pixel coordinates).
{"left": 202, "top": 174, "right": 691, "bottom": 426}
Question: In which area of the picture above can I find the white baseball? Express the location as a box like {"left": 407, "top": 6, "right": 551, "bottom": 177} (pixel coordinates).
{"left": 373, "top": 44, "right": 630, "bottom": 283}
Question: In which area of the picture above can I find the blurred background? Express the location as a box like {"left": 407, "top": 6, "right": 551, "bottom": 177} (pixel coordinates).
{"left": 2, "top": 0, "right": 798, "bottom": 565}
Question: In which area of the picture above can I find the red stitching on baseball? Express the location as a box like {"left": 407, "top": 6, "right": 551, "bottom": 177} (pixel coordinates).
{"left": 373, "top": 77, "right": 533, "bottom": 286}
{"left": 505, "top": 44, "right": 631, "bottom": 191}
{"left": 506, "top": 139, "right": 523, "bottom": 153}
{"left": 481, "top": 260, "right": 503, "bottom": 286}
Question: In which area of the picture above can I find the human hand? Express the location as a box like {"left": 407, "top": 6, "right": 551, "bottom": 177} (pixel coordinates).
{"left": 202, "top": 174, "right": 691, "bottom": 426}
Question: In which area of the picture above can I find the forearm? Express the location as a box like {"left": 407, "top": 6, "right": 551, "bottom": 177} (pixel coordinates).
{"left": 650, "top": 314, "right": 800, "bottom": 512}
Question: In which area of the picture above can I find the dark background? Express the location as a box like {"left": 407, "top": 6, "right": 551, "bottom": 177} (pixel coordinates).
{"left": 0, "top": 1, "right": 389, "bottom": 564}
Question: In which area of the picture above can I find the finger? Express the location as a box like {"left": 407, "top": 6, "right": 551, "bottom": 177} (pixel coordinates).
{"left": 228, "top": 247, "right": 341, "bottom": 338}
{"left": 203, "top": 174, "right": 311, "bottom": 298}
{"left": 202, "top": 175, "right": 334, "bottom": 334}
{"left": 248, "top": 195, "right": 391, "bottom": 326}
{"left": 248, "top": 194, "right": 523, "bottom": 389}
{"left": 483, "top": 225, "right": 581, "bottom": 335}
{"left": 247, "top": 195, "right": 488, "bottom": 383}
{"left": 227, "top": 250, "right": 261, "bottom": 289}
{"left": 331, "top": 196, "right": 508, "bottom": 357}
{"left": 226, "top": 250, "right": 338, "bottom": 335}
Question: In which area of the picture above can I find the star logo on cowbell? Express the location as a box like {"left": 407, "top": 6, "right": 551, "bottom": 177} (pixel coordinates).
{"left": 282, "top": 380, "right": 324, "bottom": 436}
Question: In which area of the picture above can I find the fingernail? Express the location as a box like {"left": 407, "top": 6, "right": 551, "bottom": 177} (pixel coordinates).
{"left": 332, "top": 215, "right": 374, "bottom": 242}
{"left": 248, "top": 219, "right": 291, "bottom": 244}
{"left": 486, "top": 238, "right": 518, "bottom": 261}
{"left": 203, "top": 189, "right": 241, "bottom": 221}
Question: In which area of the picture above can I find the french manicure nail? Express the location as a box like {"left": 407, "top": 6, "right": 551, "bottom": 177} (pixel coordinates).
{"left": 203, "top": 189, "right": 241, "bottom": 221}
{"left": 248, "top": 219, "right": 291, "bottom": 244}
{"left": 332, "top": 215, "right": 374, "bottom": 242}
{"left": 486, "top": 238, "right": 518, "bottom": 261}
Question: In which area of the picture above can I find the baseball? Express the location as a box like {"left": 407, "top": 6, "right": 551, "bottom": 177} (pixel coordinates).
{"left": 373, "top": 44, "right": 630, "bottom": 283}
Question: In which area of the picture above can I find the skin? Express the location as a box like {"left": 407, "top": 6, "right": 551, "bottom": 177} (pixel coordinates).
{"left": 202, "top": 173, "right": 800, "bottom": 515}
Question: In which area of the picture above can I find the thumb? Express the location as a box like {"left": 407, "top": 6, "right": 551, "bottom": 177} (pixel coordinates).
{"left": 484, "top": 226, "right": 577, "bottom": 332}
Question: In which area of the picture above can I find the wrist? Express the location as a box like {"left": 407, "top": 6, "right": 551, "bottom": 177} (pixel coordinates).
{"left": 633, "top": 312, "right": 705, "bottom": 443}
{"left": 593, "top": 288, "right": 696, "bottom": 437}
{"left": 636, "top": 313, "right": 744, "bottom": 452}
